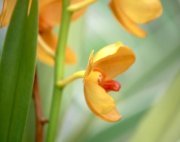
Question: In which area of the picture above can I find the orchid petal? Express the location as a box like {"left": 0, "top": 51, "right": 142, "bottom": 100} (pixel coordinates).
{"left": 84, "top": 71, "right": 121, "bottom": 122}
{"left": 71, "top": 0, "right": 87, "bottom": 20}
{"left": 93, "top": 43, "right": 135, "bottom": 79}
{"left": 93, "top": 42, "right": 122, "bottom": 62}
{"left": 0, "top": 0, "right": 16, "bottom": 27}
{"left": 38, "top": 31, "right": 76, "bottom": 65}
{"left": 84, "top": 50, "right": 94, "bottom": 77}
{"left": 115, "top": 0, "right": 163, "bottom": 24}
{"left": 39, "top": 0, "right": 62, "bottom": 31}
{"left": 110, "top": 1, "right": 146, "bottom": 38}
{"left": 39, "top": 0, "right": 86, "bottom": 31}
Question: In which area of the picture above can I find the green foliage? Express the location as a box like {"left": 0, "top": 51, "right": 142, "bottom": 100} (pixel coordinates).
{"left": 131, "top": 72, "right": 180, "bottom": 142}
{"left": 0, "top": 0, "right": 38, "bottom": 141}
{"left": 84, "top": 110, "right": 148, "bottom": 142}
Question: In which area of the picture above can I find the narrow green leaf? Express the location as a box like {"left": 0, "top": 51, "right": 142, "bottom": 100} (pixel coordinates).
{"left": 0, "top": 0, "right": 38, "bottom": 141}
{"left": 131, "top": 71, "right": 180, "bottom": 142}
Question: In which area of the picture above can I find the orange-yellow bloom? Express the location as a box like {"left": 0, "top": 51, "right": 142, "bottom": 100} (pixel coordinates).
{"left": 0, "top": 0, "right": 86, "bottom": 65}
{"left": 110, "top": 0, "right": 163, "bottom": 38}
{"left": 84, "top": 42, "right": 135, "bottom": 122}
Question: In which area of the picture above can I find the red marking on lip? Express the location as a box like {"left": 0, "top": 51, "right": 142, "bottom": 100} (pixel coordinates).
{"left": 99, "top": 79, "right": 121, "bottom": 92}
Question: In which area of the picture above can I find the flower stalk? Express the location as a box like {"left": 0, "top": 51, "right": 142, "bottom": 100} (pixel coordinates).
{"left": 46, "top": 0, "right": 72, "bottom": 141}
{"left": 33, "top": 72, "right": 48, "bottom": 142}
{"left": 57, "top": 70, "right": 85, "bottom": 87}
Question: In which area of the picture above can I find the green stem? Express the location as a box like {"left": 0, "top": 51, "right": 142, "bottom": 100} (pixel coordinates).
{"left": 46, "top": 0, "right": 71, "bottom": 142}
{"left": 57, "top": 70, "right": 85, "bottom": 87}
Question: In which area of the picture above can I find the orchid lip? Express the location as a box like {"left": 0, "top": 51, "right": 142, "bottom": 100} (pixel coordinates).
{"left": 94, "top": 69, "right": 121, "bottom": 92}
{"left": 99, "top": 79, "right": 121, "bottom": 92}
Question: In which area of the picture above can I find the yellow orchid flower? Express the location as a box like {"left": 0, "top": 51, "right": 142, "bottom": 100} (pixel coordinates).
{"left": 109, "top": 0, "right": 163, "bottom": 38}
{"left": 84, "top": 42, "right": 135, "bottom": 122}
{"left": 0, "top": 0, "right": 87, "bottom": 65}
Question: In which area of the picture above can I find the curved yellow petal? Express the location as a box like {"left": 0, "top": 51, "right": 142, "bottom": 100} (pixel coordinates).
{"left": 71, "top": 0, "right": 87, "bottom": 20}
{"left": 84, "top": 71, "right": 121, "bottom": 122}
{"left": 0, "top": 0, "right": 17, "bottom": 27}
{"left": 65, "top": 47, "right": 77, "bottom": 64}
{"left": 115, "top": 0, "right": 163, "bottom": 24}
{"left": 84, "top": 50, "right": 94, "bottom": 77}
{"left": 40, "top": 30, "right": 57, "bottom": 51}
{"left": 110, "top": 1, "right": 146, "bottom": 38}
{"left": 37, "top": 44, "right": 76, "bottom": 65}
{"left": 37, "top": 32, "right": 56, "bottom": 65}
{"left": 37, "top": 31, "right": 76, "bottom": 65}
{"left": 39, "top": 0, "right": 86, "bottom": 31}
{"left": 39, "top": 0, "right": 56, "bottom": 9}
{"left": 37, "top": 43, "right": 54, "bottom": 65}
{"left": 93, "top": 42, "right": 123, "bottom": 62}
{"left": 39, "top": 0, "right": 62, "bottom": 31}
{"left": 93, "top": 43, "right": 135, "bottom": 79}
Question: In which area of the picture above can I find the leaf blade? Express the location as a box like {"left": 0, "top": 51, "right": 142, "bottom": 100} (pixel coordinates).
{"left": 130, "top": 71, "right": 180, "bottom": 142}
{"left": 0, "top": 0, "right": 38, "bottom": 141}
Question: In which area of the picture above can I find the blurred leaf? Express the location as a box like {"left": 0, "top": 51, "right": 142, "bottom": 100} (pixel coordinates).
{"left": 131, "top": 71, "right": 180, "bottom": 142}
{"left": 83, "top": 109, "right": 148, "bottom": 142}
{"left": 120, "top": 45, "right": 180, "bottom": 100}
{"left": 161, "top": 108, "right": 180, "bottom": 142}
{"left": 0, "top": 0, "right": 38, "bottom": 141}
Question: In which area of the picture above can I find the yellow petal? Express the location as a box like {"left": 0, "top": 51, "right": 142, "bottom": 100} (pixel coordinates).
{"left": 65, "top": 47, "right": 77, "bottom": 64}
{"left": 93, "top": 42, "right": 135, "bottom": 79}
{"left": 0, "top": 0, "right": 17, "bottom": 27}
{"left": 110, "top": 1, "right": 146, "bottom": 38}
{"left": 0, "top": 0, "right": 34, "bottom": 27}
{"left": 37, "top": 43, "right": 54, "bottom": 65}
{"left": 40, "top": 30, "right": 57, "bottom": 51}
{"left": 93, "top": 42, "right": 123, "bottom": 62}
{"left": 37, "top": 31, "right": 76, "bottom": 65}
{"left": 84, "top": 50, "right": 94, "bottom": 77}
{"left": 39, "top": 0, "right": 56, "bottom": 8}
{"left": 37, "top": 31, "right": 56, "bottom": 65}
{"left": 71, "top": 0, "right": 87, "bottom": 21}
{"left": 39, "top": 0, "right": 62, "bottom": 31}
{"left": 37, "top": 44, "right": 76, "bottom": 65}
{"left": 114, "top": 0, "right": 163, "bottom": 24}
{"left": 84, "top": 71, "right": 121, "bottom": 122}
{"left": 39, "top": 0, "right": 86, "bottom": 31}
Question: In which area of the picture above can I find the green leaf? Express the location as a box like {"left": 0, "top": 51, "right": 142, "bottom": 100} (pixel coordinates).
{"left": 82, "top": 110, "right": 148, "bottom": 142}
{"left": 0, "top": 0, "right": 38, "bottom": 141}
{"left": 161, "top": 109, "right": 180, "bottom": 142}
{"left": 130, "top": 71, "right": 180, "bottom": 142}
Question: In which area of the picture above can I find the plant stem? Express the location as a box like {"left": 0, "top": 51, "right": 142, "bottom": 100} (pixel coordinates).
{"left": 46, "top": 0, "right": 71, "bottom": 142}
{"left": 57, "top": 70, "right": 85, "bottom": 87}
{"left": 33, "top": 72, "right": 48, "bottom": 142}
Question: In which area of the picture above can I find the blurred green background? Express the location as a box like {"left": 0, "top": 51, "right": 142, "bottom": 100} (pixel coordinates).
{"left": 1, "top": 0, "right": 180, "bottom": 142}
